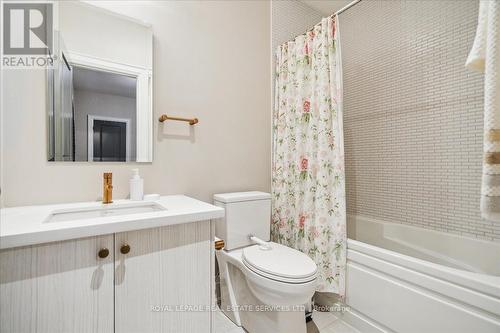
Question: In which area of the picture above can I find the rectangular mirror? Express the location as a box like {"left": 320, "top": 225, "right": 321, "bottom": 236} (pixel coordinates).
{"left": 47, "top": 1, "right": 153, "bottom": 162}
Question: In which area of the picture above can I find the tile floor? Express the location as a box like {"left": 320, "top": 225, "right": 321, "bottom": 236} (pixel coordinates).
{"left": 214, "top": 308, "right": 360, "bottom": 333}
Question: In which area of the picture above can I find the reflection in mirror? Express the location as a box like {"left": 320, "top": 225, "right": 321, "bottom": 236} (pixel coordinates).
{"left": 47, "top": 1, "right": 153, "bottom": 162}
{"left": 73, "top": 67, "right": 137, "bottom": 162}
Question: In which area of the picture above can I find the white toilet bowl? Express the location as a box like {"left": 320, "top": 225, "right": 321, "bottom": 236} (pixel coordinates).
{"left": 217, "top": 242, "right": 317, "bottom": 333}
{"left": 213, "top": 192, "right": 318, "bottom": 333}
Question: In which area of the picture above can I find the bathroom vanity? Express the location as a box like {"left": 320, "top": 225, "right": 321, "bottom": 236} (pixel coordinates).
{"left": 0, "top": 196, "right": 224, "bottom": 333}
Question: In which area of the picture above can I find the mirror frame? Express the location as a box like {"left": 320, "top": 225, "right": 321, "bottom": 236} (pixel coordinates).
{"left": 47, "top": 2, "right": 153, "bottom": 163}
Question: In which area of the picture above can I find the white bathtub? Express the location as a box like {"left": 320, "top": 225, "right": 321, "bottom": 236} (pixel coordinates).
{"left": 340, "top": 215, "right": 500, "bottom": 333}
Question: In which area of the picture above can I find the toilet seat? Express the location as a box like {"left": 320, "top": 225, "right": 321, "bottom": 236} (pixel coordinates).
{"left": 242, "top": 242, "right": 317, "bottom": 284}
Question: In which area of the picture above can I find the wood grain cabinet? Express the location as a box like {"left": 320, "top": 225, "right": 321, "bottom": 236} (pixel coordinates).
{"left": 0, "top": 221, "right": 213, "bottom": 333}
{"left": 0, "top": 234, "right": 114, "bottom": 333}
{"left": 115, "top": 221, "right": 212, "bottom": 333}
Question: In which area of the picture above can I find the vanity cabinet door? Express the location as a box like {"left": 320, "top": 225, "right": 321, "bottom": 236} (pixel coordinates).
{"left": 0, "top": 235, "right": 114, "bottom": 333}
{"left": 114, "top": 221, "right": 212, "bottom": 333}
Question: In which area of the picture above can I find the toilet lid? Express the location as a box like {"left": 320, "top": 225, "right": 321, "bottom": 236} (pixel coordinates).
{"left": 242, "top": 242, "right": 317, "bottom": 282}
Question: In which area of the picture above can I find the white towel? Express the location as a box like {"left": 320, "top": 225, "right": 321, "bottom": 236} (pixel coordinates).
{"left": 466, "top": 0, "right": 500, "bottom": 222}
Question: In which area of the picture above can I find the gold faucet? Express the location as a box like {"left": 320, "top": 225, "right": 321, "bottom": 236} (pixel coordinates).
{"left": 103, "top": 173, "right": 113, "bottom": 204}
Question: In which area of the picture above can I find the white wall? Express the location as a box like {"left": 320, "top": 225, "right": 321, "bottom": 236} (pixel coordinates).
{"left": 1, "top": 1, "right": 271, "bottom": 206}
{"left": 59, "top": 1, "right": 153, "bottom": 69}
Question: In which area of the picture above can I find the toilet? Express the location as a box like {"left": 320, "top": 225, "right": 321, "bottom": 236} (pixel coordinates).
{"left": 214, "top": 191, "right": 317, "bottom": 333}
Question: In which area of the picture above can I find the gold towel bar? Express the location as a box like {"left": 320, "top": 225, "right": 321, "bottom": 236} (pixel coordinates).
{"left": 159, "top": 114, "right": 199, "bottom": 125}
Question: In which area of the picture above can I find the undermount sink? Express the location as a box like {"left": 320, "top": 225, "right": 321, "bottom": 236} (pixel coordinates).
{"left": 45, "top": 201, "right": 167, "bottom": 223}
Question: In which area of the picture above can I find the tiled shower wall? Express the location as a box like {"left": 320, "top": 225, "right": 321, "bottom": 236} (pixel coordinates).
{"left": 339, "top": 0, "right": 500, "bottom": 242}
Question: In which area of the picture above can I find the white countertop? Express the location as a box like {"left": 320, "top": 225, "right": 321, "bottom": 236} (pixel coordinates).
{"left": 0, "top": 195, "right": 225, "bottom": 250}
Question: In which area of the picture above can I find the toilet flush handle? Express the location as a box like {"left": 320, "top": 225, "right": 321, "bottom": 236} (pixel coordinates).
{"left": 248, "top": 235, "right": 272, "bottom": 251}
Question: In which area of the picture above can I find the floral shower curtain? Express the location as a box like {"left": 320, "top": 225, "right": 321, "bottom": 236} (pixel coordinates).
{"left": 271, "top": 16, "right": 346, "bottom": 295}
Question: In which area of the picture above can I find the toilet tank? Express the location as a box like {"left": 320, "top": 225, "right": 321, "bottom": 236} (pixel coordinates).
{"left": 214, "top": 191, "right": 271, "bottom": 250}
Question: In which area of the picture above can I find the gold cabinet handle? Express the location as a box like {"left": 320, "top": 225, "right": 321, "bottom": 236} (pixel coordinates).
{"left": 120, "top": 244, "right": 131, "bottom": 255}
{"left": 98, "top": 248, "right": 109, "bottom": 259}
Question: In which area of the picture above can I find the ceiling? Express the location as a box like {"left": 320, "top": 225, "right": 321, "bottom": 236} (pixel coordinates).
{"left": 73, "top": 67, "right": 137, "bottom": 98}
{"left": 299, "top": 0, "right": 354, "bottom": 15}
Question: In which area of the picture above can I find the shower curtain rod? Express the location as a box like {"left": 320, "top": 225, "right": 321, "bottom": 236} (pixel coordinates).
{"left": 296, "top": 0, "right": 361, "bottom": 36}
{"left": 335, "top": 0, "right": 361, "bottom": 16}
{"left": 276, "top": 0, "right": 361, "bottom": 50}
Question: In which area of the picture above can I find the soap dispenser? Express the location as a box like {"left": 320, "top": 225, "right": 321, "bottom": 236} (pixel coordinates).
{"left": 129, "top": 169, "right": 144, "bottom": 201}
